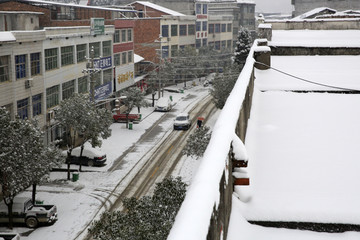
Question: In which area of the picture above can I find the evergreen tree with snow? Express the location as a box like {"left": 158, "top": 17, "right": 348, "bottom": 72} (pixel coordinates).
{"left": 234, "top": 27, "right": 252, "bottom": 66}
{"left": 89, "top": 177, "right": 187, "bottom": 240}
{"left": 0, "top": 108, "right": 63, "bottom": 229}
{"left": 55, "top": 93, "right": 112, "bottom": 175}
{"left": 120, "top": 87, "right": 149, "bottom": 128}
{"left": 210, "top": 65, "right": 241, "bottom": 109}
{"left": 182, "top": 126, "right": 212, "bottom": 159}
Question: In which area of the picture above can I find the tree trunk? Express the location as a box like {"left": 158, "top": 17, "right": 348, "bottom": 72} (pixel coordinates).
{"left": 79, "top": 144, "right": 84, "bottom": 172}
{"left": 126, "top": 113, "right": 129, "bottom": 129}
{"left": 32, "top": 184, "right": 37, "bottom": 204}
{"left": 5, "top": 199, "right": 14, "bottom": 229}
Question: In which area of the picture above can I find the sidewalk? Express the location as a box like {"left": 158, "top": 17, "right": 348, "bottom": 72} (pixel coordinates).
{"left": 0, "top": 79, "right": 216, "bottom": 240}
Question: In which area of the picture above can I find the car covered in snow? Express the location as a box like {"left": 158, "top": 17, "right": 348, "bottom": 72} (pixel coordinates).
{"left": 155, "top": 97, "right": 172, "bottom": 112}
{"left": 0, "top": 197, "right": 57, "bottom": 228}
{"left": 65, "top": 143, "right": 107, "bottom": 167}
{"left": 173, "top": 113, "right": 191, "bottom": 130}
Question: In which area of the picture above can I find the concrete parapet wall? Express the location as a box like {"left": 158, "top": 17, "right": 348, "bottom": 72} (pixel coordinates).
{"left": 266, "top": 19, "right": 360, "bottom": 30}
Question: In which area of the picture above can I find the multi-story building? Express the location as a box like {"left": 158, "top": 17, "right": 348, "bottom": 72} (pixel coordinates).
{"left": 208, "top": 0, "right": 256, "bottom": 45}
{"left": 0, "top": 0, "right": 136, "bottom": 142}
{"left": 292, "top": 0, "right": 360, "bottom": 17}
{"left": 207, "top": 15, "right": 233, "bottom": 51}
{"left": 129, "top": 1, "right": 197, "bottom": 64}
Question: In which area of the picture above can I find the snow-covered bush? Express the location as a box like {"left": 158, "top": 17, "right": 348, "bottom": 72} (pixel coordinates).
{"left": 89, "top": 177, "right": 187, "bottom": 240}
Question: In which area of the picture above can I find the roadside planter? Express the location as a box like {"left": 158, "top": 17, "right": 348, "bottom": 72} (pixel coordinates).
{"left": 129, "top": 122, "right": 133, "bottom": 130}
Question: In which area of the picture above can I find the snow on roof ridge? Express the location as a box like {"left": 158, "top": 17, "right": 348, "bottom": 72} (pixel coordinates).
{"left": 292, "top": 7, "right": 336, "bottom": 20}
{"left": 134, "top": 1, "right": 185, "bottom": 16}
{"left": 21, "top": 0, "right": 135, "bottom": 12}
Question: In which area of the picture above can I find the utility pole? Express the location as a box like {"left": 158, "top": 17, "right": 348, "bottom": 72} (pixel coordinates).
{"left": 82, "top": 46, "right": 100, "bottom": 103}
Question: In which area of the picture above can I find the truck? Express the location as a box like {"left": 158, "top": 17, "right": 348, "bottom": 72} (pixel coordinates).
{"left": 0, "top": 233, "right": 20, "bottom": 240}
{"left": 112, "top": 109, "right": 141, "bottom": 123}
{"left": 0, "top": 197, "right": 57, "bottom": 228}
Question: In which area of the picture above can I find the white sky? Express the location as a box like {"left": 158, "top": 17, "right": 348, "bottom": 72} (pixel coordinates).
{"left": 254, "top": 0, "right": 293, "bottom": 14}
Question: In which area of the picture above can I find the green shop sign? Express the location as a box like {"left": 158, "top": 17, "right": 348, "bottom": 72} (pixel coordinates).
{"left": 91, "top": 18, "right": 105, "bottom": 35}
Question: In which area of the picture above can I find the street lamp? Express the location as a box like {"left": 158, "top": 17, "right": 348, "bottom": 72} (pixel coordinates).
{"left": 82, "top": 46, "right": 101, "bottom": 103}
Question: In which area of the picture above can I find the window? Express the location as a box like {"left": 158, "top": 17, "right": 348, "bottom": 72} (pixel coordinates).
{"left": 215, "top": 24, "right": 220, "bottom": 33}
{"left": 128, "top": 50, "right": 133, "bottom": 63}
{"left": 202, "top": 38, "right": 207, "bottom": 47}
{"left": 46, "top": 85, "right": 59, "bottom": 109}
{"left": 221, "top": 24, "right": 226, "bottom": 33}
{"left": 171, "top": 45, "right": 178, "bottom": 57}
{"left": 203, "top": 4, "right": 207, "bottom": 14}
{"left": 227, "top": 40, "right": 232, "bottom": 48}
{"left": 122, "top": 52, "right": 127, "bottom": 65}
{"left": 127, "top": 29, "right": 132, "bottom": 42}
{"left": 61, "top": 46, "right": 74, "bottom": 66}
{"left": 32, "top": 94, "right": 42, "bottom": 117}
{"left": 62, "top": 80, "right": 75, "bottom": 100}
{"left": 227, "top": 23, "right": 232, "bottom": 32}
{"left": 196, "top": 39, "right": 201, "bottom": 49}
{"left": 162, "top": 25, "right": 169, "bottom": 37}
{"left": 221, "top": 40, "right": 226, "bottom": 49}
{"left": 114, "top": 53, "right": 121, "bottom": 66}
{"left": 17, "top": 98, "right": 28, "bottom": 119}
{"left": 76, "top": 44, "right": 86, "bottom": 63}
{"left": 209, "top": 24, "right": 214, "bottom": 34}
{"left": 45, "top": 48, "right": 58, "bottom": 71}
{"left": 162, "top": 46, "right": 169, "bottom": 58}
{"left": 215, "top": 41, "right": 220, "bottom": 50}
{"left": 103, "top": 69, "right": 112, "bottom": 84}
{"left": 202, "top": 21, "right": 207, "bottom": 31}
{"left": 30, "top": 53, "right": 40, "bottom": 76}
{"left": 114, "top": 29, "right": 120, "bottom": 43}
{"left": 89, "top": 42, "right": 100, "bottom": 58}
{"left": 171, "top": 25, "right": 178, "bottom": 37}
{"left": 0, "top": 56, "right": 9, "bottom": 83}
{"left": 121, "top": 29, "right": 127, "bottom": 42}
{"left": 196, "top": 4, "right": 201, "bottom": 14}
{"left": 78, "top": 76, "right": 88, "bottom": 94}
{"left": 196, "top": 22, "right": 201, "bottom": 31}
{"left": 179, "top": 25, "right": 187, "bottom": 36}
{"left": 188, "top": 25, "right": 195, "bottom": 35}
{"left": 15, "top": 54, "right": 26, "bottom": 79}
{"left": 102, "top": 41, "right": 111, "bottom": 57}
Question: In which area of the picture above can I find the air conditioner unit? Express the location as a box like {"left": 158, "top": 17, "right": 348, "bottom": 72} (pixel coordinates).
{"left": 25, "top": 79, "right": 33, "bottom": 89}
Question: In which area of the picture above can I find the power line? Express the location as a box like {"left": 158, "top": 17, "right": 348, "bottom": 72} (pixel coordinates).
{"left": 255, "top": 61, "right": 360, "bottom": 92}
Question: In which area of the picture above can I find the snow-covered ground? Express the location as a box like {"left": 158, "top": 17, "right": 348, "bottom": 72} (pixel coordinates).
{"left": 0, "top": 78, "right": 218, "bottom": 239}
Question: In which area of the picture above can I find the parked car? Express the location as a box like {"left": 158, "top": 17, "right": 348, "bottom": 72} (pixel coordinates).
{"left": 155, "top": 97, "right": 172, "bottom": 112}
{"left": 66, "top": 143, "right": 107, "bottom": 167}
{"left": 173, "top": 113, "right": 191, "bottom": 130}
{"left": 0, "top": 197, "right": 57, "bottom": 228}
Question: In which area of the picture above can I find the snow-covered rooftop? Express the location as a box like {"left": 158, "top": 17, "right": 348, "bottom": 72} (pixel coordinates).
{"left": 134, "top": 53, "right": 144, "bottom": 63}
{"left": 132, "top": 1, "right": 185, "bottom": 16}
{"left": 270, "top": 30, "right": 360, "bottom": 48}
{"left": 0, "top": 32, "right": 16, "bottom": 42}
{"left": 20, "top": 0, "right": 135, "bottom": 12}
{"left": 228, "top": 30, "right": 360, "bottom": 239}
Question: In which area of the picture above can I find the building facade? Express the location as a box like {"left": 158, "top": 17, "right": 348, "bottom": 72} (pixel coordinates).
{"left": 0, "top": 0, "right": 137, "bottom": 142}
